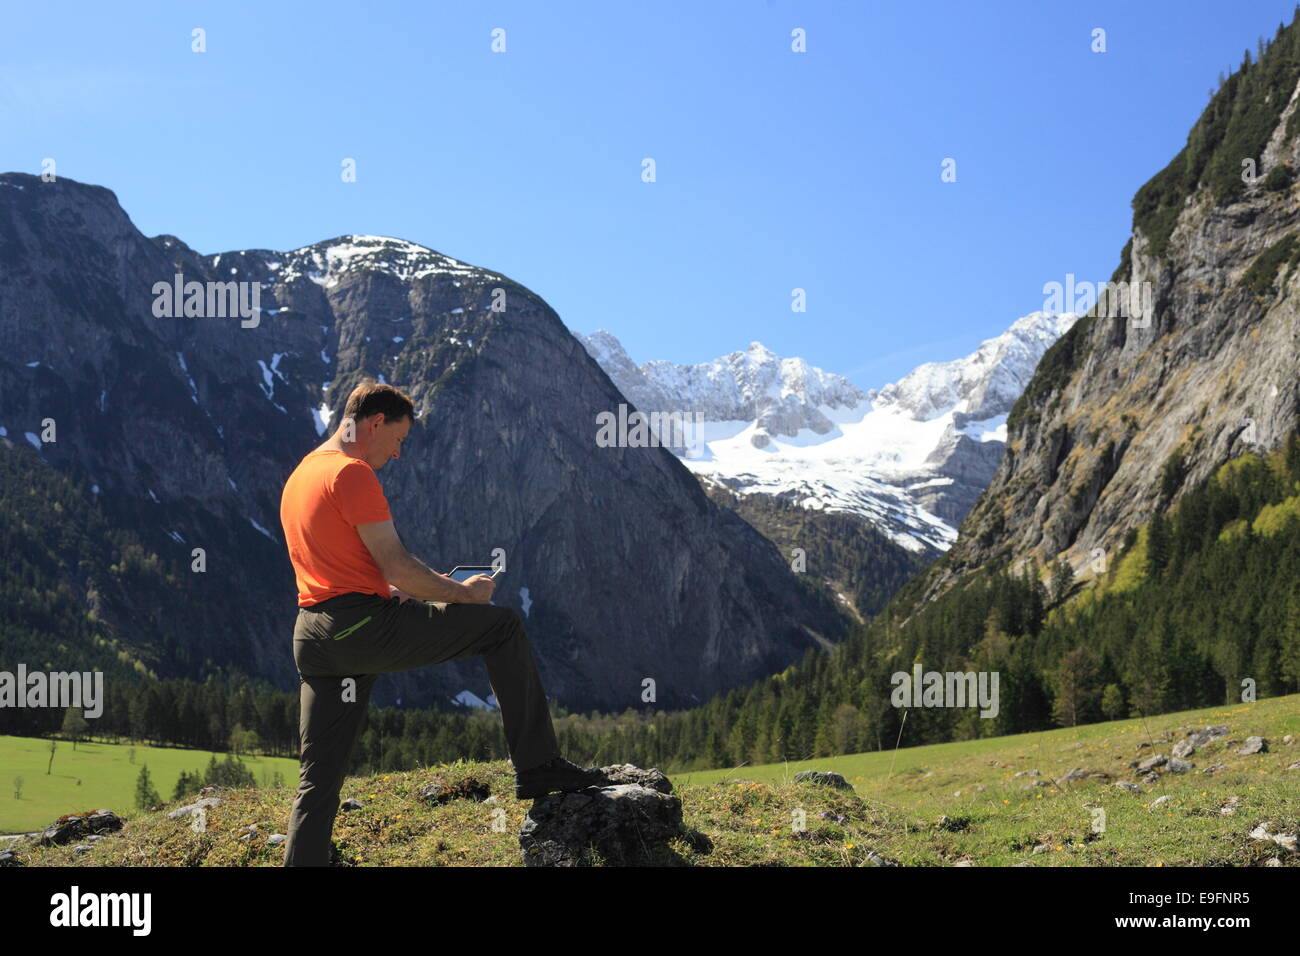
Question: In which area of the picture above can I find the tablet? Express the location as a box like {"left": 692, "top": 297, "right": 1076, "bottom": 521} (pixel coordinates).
{"left": 446, "top": 565, "right": 501, "bottom": 583}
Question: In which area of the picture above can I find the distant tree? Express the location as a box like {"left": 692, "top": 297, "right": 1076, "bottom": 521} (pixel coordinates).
{"left": 61, "top": 707, "right": 90, "bottom": 749}
{"left": 1100, "top": 684, "right": 1126, "bottom": 721}
{"left": 135, "top": 764, "right": 161, "bottom": 810}
{"left": 13, "top": 776, "right": 23, "bottom": 800}
{"left": 1146, "top": 513, "right": 1172, "bottom": 577}
{"left": 46, "top": 739, "right": 56, "bottom": 775}
{"left": 1051, "top": 647, "right": 1100, "bottom": 727}
{"left": 1050, "top": 558, "right": 1075, "bottom": 604}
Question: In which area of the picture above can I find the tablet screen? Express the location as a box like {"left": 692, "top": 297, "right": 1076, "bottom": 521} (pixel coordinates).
{"left": 447, "top": 566, "right": 497, "bottom": 583}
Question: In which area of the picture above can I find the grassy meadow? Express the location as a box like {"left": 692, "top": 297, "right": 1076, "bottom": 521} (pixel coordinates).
{"left": 5, "top": 693, "right": 1298, "bottom": 866}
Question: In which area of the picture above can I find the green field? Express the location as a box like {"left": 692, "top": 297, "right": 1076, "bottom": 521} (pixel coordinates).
{"left": 7, "top": 694, "right": 1299, "bottom": 866}
{"left": 0, "top": 735, "right": 300, "bottom": 833}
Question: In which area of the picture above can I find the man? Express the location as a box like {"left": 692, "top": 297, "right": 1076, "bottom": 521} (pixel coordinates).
{"left": 279, "top": 380, "right": 610, "bottom": 867}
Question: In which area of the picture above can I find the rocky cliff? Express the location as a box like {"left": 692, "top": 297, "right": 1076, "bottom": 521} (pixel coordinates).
{"left": 923, "top": 23, "right": 1300, "bottom": 601}
{"left": 0, "top": 173, "right": 849, "bottom": 712}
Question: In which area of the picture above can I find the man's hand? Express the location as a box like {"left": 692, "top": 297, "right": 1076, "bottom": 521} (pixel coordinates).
{"left": 389, "top": 584, "right": 415, "bottom": 603}
{"left": 463, "top": 574, "right": 496, "bottom": 605}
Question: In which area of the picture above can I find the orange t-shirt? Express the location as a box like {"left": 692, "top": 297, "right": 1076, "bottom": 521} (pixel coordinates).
{"left": 279, "top": 448, "right": 393, "bottom": 607}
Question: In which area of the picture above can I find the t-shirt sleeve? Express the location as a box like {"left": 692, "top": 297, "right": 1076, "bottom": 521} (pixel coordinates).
{"left": 332, "top": 460, "right": 393, "bottom": 526}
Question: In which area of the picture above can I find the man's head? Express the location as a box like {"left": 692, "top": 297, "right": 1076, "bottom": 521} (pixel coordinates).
{"left": 338, "top": 381, "right": 416, "bottom": 470}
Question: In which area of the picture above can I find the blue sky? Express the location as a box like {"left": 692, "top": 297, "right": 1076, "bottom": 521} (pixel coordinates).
{"left": 2, "top": 0, "right": 1295, "bottom": 389}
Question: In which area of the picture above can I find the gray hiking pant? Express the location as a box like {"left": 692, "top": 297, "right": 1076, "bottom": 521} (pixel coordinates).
{"left": 283, "top": 591, "right": 561, "bottom": 867}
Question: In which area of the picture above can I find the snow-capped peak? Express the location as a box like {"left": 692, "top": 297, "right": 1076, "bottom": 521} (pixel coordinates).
{"left": 265, "top": 235, "right": 484, "bottom": 288}
{"left": 577, "top": 311, "right": 1078, "bottom": 553}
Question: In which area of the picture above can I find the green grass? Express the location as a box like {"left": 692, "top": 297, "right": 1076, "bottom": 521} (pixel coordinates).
{"left": 6, "top": 695, "right": 1299, "bottom": 866}
{"left": 0, "top": 736, "right": 298, "bottom": 833}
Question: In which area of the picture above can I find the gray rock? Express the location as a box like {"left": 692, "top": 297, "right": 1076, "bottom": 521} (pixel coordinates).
{"left": 340, "top": 798, "right": 364, "bottom": 811}
{"left": 519, "top": 784, "right": 683, "bottom": 866}
{"left": 1285, "top": 761, "right": 1300, "bottom": 772}
{"left": 1059, "top": 767, "right": 1110, "bottom": 784}
{"left": 1166, "top": 757, "right": 1194, "bottom": 773}
{"left": 1136, "top": 754, "right": 1167, "bottom": 773}
{"left": 1114, "top": 782, "right": 1144, "bottom": 793}
{"left": 167, "top": 796, "right": 222, "bottom": 820}
{"left": 0, "top": 850, "right": 21, "bottom": 867}
{"left": 40, "top": 809, "right": 123, "bottom": 846}
{"left": 1150, "top": 795, "right": 1172, "bottom": 808}
{"left": 73, "top": 844, "right": 92, "bottom": 854}
{"left": 864, "top": 850, "right": 899, "bottom": 867}
{"left": 1248, "top": 823, "right": 1297, "bottom": 851}
{"left": 1188, "top": 726, "right": 1230, "bottom": 749}
{"left": 1172, "top": 739, "right": 1195, "bottom": 758}
{"left": 602, "top": 764, "right": 674, "bottom": 793}
{"left": 268, "top": 833, "right": 288, "bottom": 846}
{"left": 1238, "top": 736, "right": 1268, "bottom": 755}
{"left": 1202, "top": 763, "right": 1227, "bottom": 775}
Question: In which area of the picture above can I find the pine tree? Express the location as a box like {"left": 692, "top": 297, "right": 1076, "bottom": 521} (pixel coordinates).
{"left": 135, "top": 764, "right": 161, "bottom": 810}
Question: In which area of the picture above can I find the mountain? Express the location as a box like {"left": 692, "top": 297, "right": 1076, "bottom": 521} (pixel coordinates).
{"left": 576, "top": 311, "right": 1077, "bottom": 555}
{"left": 0, "top": 172, "right": 852, "bottom": 714}
{"left": 921, "top": 17, "right": 1300, "bottom": 603}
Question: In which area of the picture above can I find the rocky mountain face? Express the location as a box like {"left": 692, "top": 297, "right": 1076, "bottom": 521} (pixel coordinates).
{"left": 0, "top": 172, "right": 850, "bottom": 713}
{"left": 923, "top": 25, "right": 1300, "bottom": 601}
{"left": 576, "top": 311, "right": 1076, "bottom": 555}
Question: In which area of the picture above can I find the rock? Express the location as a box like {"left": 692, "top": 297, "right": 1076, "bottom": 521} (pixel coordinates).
{"left": 1032, "top": 842, "right": 1051, "bottom": 854}
{"left": 0, "top": 850, "right": 22, "bottom": 867}
{"left": 519, "top": 784, "right": 683, "bottom": 866}
{"left": 1219, "top": 796, "right": 1241, "bottom": 815}
{"left": 268, "top": 833, "right": 288, "bottom": 845}
{"left": 1141, "top": 773, "right": 1160, "bottom": 786}
{"left": 1237, "top": 736, "right": 1268, "bottom": 755}
{"left": 975, "top": 785, "right": 986, "bottom": 792}
{"left": 340, "top": 798, "right": 364, "bottom": 811}
{"left": 1283, "top": 734, "right": 1294, "bottom": 745}
{"left": 1202, "top": 763, "right": 1227, "bottom": 775}
{"left": 1187, "top": 726, "right": 1230, "bottom": 749}
{"left": 167, "top": 797, "right": 221, "bottom": 821}
{"left": 1285, "top": 761, "right": 1300, "bottom": 772}
{"left": 1114, "top": 782, "right": 1144, "bottom": 793}
{"left": 1172, "top": 739, "right": 1196, "bottom": 758}
{"left": 599, "top": 764, "right": 674, "bottom": 794}
{"left": 864, "top": 850, "right": 899, "bottom": 867}
{"left": 1013, "top": 769, "right": 1041, "bottom": 777}
{"left": 1136, "top": 754, "right": 1168, "bottom": 773}
{"left": 953, "top": 860, "right": 975, "bottom": 866}
{"left": 418, "top": 776, "right": 492, "bottom": 805}
{"left": 1248, "top": 823, "right": 1297, "bottom": 851}
{"left": 73, "top": 844, "right": 92, "bottom": 854}
{"left": 1265, "top": 857, "right": 1283, "bottom": 867}
{"left": 236, "top": 825, "right": 259, "bottom": 841}
{"left": 1150, "top": 795, "right": 1172, "bottom": 808}
{"left": 40, "top": 809, "right": 123, "bottom": 846}
{"left": 198, "top": 785, "right": 225, "bottom": 797}
{"left": 1059, "top": 767, "right": 1110, "bottom": 784}
{"left": 1166, "top": 758, "right": 1194, "bottom": 774}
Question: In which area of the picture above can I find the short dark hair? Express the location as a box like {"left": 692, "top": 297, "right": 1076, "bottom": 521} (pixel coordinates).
{"left": 343, "top": 381, "right": 415, "bottom": 424}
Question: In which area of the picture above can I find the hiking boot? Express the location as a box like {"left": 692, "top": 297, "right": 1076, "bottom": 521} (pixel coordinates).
{"left": 514, "top": 756, "right": 612, "bottom": 800}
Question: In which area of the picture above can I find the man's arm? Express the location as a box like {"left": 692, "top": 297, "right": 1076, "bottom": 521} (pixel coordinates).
{"left": 355, "top": 519, "right": 474, "bottom": 603}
